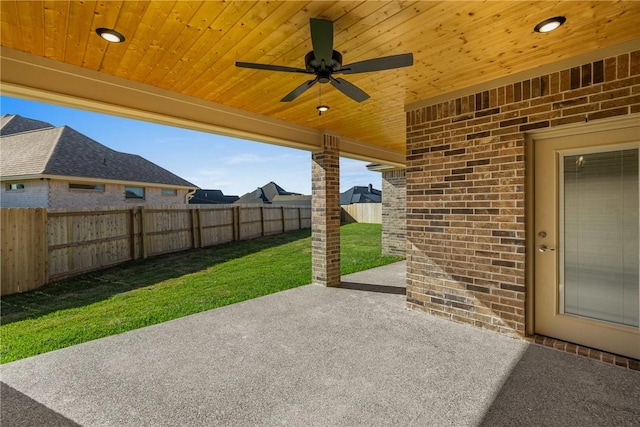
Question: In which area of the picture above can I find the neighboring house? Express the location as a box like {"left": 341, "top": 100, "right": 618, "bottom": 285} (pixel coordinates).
{"left": 271, "top": 194, "right": 311, "bottom": 207}
{"left": 0, "top": 114, "right": 197, "bottom": 208}
{"left": 189, "top": 189, "right": 239, "bottom": 205}
{"left": 235, "top": 181, "right": 310, "bottom": 206}
{"left": 340, "top": 184, "right": 382, "bottom": 205}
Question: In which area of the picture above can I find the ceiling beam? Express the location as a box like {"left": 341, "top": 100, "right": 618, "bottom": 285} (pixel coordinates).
{"left": 0, "top": 47, "right": 405, "bottom": 167}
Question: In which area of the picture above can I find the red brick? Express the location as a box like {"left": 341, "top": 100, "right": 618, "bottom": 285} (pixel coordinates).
{"left": 549, "top": 72, "right": 560, "bottom": 94}
{"left": 631, "top": 50, "right": 640, "bottom": 75}
{"left": 617, "top": 53, "right": 630, "bottom": 79}
{"left": 601, "top": 94, "right": 640, "bottom": 109}
{"left": 588, "top": 107, "right": 629, "bottom": 121}
{"left": 565, "top": 343, "right": 578, "bottom": 354}
{"left": 614, "top": 356, "right": 628, "bottom": 368}
{"left": 604, "top": 57, "right": 617, "bottom": 81}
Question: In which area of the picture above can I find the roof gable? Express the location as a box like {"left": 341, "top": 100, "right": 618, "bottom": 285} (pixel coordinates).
{"left": 235, "top": 181, "right": 302, "bottom": 205}
{"left": 43, "top": 127, "right": 195, "bottom": 187}
{"left": 0, "top": 126, "right": 63, "bottom": 176}
{"left": 1, "top": 114, "right": 54, "bottom": 136}
{"left": 1, "top": 116, "right": 195, "bottom": 188}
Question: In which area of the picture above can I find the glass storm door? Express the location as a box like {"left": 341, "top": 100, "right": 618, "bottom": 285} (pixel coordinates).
{"left": 534, "top": 121, "right": 640, "bottom": 359}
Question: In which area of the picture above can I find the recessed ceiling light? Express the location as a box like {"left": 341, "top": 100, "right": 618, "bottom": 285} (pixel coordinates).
{"left": 534, "top": 16, "right": 566, "bottom": 33}
{"left": 96, "top": 28, "right": 125, "bottom": 43}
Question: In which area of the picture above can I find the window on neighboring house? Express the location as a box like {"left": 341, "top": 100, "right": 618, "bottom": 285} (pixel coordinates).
{"left": 125, "top": 186, "right": 145, "bottom": 199}
{"left": 6, "top": 183, "right": 25, "bottom": 191}
{"left": 161, "top": 188, "right": 178, "bottom": 196}
{"left": 69, "top": 183, "right": 104, "bottom": 191}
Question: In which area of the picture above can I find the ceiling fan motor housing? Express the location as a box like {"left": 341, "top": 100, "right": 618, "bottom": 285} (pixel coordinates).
{"left": 305, "top": 50, "right": 343, "bottom": 81}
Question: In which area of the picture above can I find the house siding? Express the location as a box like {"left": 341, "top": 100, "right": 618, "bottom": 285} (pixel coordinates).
{"left": 0, "top": 180, "right": 49, "bottom": 207}
{"left": 405, "top": 49, "right": 640, "bottom": 337}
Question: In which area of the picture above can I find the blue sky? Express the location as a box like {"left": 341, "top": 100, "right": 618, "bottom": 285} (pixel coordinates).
{"left": 0, "top": 96, "right": 381, "bottom": 196}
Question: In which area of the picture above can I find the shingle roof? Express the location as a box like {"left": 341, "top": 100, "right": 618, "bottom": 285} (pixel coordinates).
{"left": 235, "top": 188, "right": 266, "bottom": 205}
{"left": 0, "top": 126, "right": 63, "bottom": 176}
{"left": 235, "top": 181, "right": 301, "bottom": 205}
{"left": 1, "top": 114, "right": 54, "bottom": 136}
{"left": 340, "top": 185, "right": 382, "bottom": 205}
{"left": 1, "top": 115, "right": 196, "bottom": 188}
{"left": 189, "top": 189, "right": 239, "bottom": 204}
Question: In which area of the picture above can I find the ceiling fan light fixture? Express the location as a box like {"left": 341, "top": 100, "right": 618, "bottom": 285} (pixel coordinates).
{"left": 96, "top": 27, "right": 125, "bottom": 43}
{"left": 317, "top": 105, "right": 330, "bottom": 116}
{"left": 534, "top": 16, "right": 566, "bottom": 33}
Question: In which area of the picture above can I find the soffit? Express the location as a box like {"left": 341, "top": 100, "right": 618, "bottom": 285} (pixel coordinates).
{"left": 0, "top": 1, "right": 638, "bottom": 155}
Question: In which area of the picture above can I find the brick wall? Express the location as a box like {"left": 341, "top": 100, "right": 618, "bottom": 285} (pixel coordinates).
{"left": 141, "top": 187, "right": 188, "bottom": 205}
{"left": 0, "top": 180, "right": 49, "bottom": 207}
{"left": 381, "top": 169, "right": 406, "bottom": 256}
{"left": 312, "top": 134, "right": 341, "bottom": 287}
{"left": 405, "top": 49, "right": 639, "bottom": 337}
{"left": 47, "top": 180, "right": 189, "bottom": 208}
{"left": 49, "top": 181, "right": 124, "bottom": 208}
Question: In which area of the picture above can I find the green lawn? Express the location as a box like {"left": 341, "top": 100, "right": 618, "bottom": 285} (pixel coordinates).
{"left": 1, "top": 223, "right": 403, "bottom": 363}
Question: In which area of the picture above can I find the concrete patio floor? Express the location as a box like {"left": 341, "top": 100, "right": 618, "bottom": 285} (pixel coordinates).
{"left": 2, "top": 261, "right": 639, "bottom": 426}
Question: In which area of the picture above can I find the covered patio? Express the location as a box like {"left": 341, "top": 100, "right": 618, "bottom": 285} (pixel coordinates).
{"left": 1, "top": 0, "right": 639, "bottom": 402}
{"left": 2, "top": 262, "right": 638, "bottom": 426}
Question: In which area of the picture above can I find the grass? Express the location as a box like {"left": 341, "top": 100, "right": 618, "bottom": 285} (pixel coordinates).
{"left": 1, "top": 223, "right": 403, "bottom": 363}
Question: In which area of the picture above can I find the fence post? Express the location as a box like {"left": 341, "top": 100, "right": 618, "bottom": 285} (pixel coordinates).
{"left": 41, "top": 208, "right": 49, "bottom": 286}
{"left": 140, "top": 206, "right": 147, "bottom": 259}
{"left": 260, "top": 206, "right": 265, "bottom": 236}
{"left": 130, "top": 207, "right": 136, "bottom": 260}
{"left": 190, "top": 209, "right": 197, "bottom": 249}
{"left": 298, "top": 207, "right": 302, "bottom": 230}
{"left": 197, "top": 208, "right": 203, "bottom": 248}
{"left": 233, "top": 206, "right": 240, "bottom": 241}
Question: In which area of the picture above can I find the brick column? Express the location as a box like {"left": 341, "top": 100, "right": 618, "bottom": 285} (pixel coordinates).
{"left": 381, "top": 168, "right": 406, "bottom": 256}
{"left": 312, "top": 133, "right": 341, "bottom": 287}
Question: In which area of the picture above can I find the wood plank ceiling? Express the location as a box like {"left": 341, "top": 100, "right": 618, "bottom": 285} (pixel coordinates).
{"left": 1, "top": 1, "right": 638, "bottom": 154}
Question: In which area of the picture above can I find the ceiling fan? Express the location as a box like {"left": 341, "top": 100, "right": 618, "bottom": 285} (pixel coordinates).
{"left": 235, "top": 18, "right": 413, "bottom": 103}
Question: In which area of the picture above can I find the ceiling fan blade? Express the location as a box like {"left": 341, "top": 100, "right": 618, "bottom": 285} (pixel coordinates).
{"left": 310, "top": 18, "right": 333, "bottom": 68}
{"left": 340, "top": 53, "right": 413, "bottom": 74}
{"left": 235, "top": 62, "right": 310, "bottom": 74}
{"left": 281, "top": 78, "right": 318, "bottom": 102}
{"left": 329, "top": 77, "right": 370, "bottom": 102}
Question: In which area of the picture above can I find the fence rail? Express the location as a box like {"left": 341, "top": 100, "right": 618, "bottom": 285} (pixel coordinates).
{"left": 1, "top": 204, "right": 311, "bottom": 296}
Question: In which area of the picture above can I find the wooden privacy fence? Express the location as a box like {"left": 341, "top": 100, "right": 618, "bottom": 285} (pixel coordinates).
{"left": 341, "top": 203, "right": 381, "bottom": 224}
{"left": 1, "top": 204, "right": 311, "bottom": 296}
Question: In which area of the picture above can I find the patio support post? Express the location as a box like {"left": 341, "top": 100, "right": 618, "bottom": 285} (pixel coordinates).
{"left": 311, "top": 133, "right": 341, "bottom": 287}
{"left": 381, "top": 168, "right": 406, "bottom": 256}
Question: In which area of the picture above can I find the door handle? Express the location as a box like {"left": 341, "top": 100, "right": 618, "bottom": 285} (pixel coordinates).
{"left": 538, "top": 245, "right": 556, "bottom": 253}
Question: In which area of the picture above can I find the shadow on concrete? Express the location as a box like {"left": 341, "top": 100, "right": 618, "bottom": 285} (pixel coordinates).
{"left": 1, "top": 382, "right": 81, "bottom": 427}
{"left": 340, "top": 281, "right": 406, "bottom": 295}
{"left": 479, "top": 345, "right": 640, "bottom": 426}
